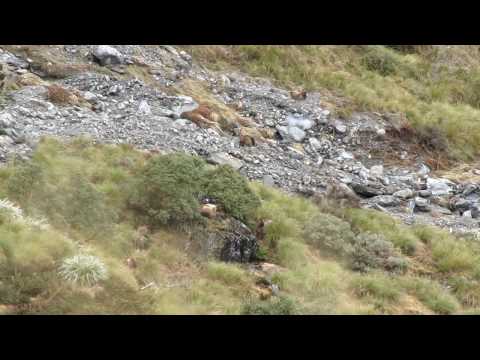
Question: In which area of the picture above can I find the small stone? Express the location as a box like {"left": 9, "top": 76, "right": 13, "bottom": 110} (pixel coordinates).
{"left": 376, "top": 128, "right": 386, "bottom": 137}
{"left": 333, "top": 120, "right": 347, "bottom": 134}
{"left": 138, "top": 100, "right": 151, "bottom": 115}
{"left": 369, "top": 165, "right": 384, "bottom": 179}
{"left": 463, "top": 210, "right": 472, "bottom": 218}
{"left": 462, "top": 184, "right": 478, "bottom": 197}
{"left": 393, "top": 189, "right": 415, "bottom": 199}
{"left": 351, "top": 182, "right": 383, "bottom": 197}
{"left": 263, "top": 175, "right": 275, "bottom": 187}
{"left": 317, "top": 156, "right": 324, "bottom": 166}
{"left": 452, "top": 198, "right": 471, "bottom": 212}
{"left": 374, "top": 195, "right": 399, "bottom": 207}
{"left": 207, "top": 152, "right": 243, "bottom": 170}
{"left": 172, "top": 119, "right": 189, "bottom": 128}
{"left": 287, "top": 115, "right": 314, "bottom": 130}
{"left": 287, "top": 126, "right": 306, "bottom": 142}
{"left": 418, "top": 190, "right": 432, "bottom": 198}
{"left": 83, "top": 91, "right": 97, "bottom": 102}
{"left": 0, "top": 113, "right": 14, "bottom": 128}
{"left": 308, "top": 137, "right": 322, "bottom": 151}
{"left": 414, "top": 197, "right": 430, "bottom": 212}
{"left": 427, "top": 178, "right": 454, "bottom": 196}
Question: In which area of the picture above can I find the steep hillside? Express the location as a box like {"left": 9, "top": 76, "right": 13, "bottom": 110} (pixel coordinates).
{"left": 2, "top": 45, "right": 480, "bottom": 315}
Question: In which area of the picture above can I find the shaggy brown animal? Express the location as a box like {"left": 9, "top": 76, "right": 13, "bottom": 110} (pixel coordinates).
{"left": 180, "top": 104, "right": 223, "bottom": 133}
{"left": 290, "top": 89, "right": 307, "bottom": 100}
{"left": 200, "top": 204, "right": 217, "bottom": 218}
{"left": 126, "top": 257, "right": 137, "bottom": 269}
{"left": 255, "top": 219, "right": 273, "bottom": 242}
{"left": 239, "top": 127, "right": 274, "bottom": 147}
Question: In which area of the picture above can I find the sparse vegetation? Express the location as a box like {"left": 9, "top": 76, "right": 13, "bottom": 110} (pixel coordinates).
{"left": 185, "top": 45, "right": 480, "bottom": 161}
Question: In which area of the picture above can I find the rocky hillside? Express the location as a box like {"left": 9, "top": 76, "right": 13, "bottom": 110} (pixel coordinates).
{"left": 2, "top": 45, "right": 480, "bottom": 315}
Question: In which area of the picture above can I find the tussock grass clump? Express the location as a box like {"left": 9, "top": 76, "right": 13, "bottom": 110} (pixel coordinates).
{"left": 59, "top": 254, "right": 108, "bottom": 287}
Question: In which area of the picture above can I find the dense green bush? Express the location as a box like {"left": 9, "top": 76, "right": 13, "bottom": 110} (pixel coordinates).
{"left": 241, "top": 295, "right": 298, "bottom": 315}
{"left": 202, "top": 165, "right": 260, "bottom": 223}
{"left": 129, "top": 153, "right": 206, "bottom": 228}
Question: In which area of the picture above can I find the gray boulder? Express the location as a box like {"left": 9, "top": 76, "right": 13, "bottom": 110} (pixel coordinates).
{"left": 373, "top": 195, "right": 400, "bottom": 207}
{"left": 393, "top": 189, "right": 415, "bottom": 199}
{"left": 287, "top": 126, "right": 306, "bottom": 142}
{"left": 427, "top": 178, "right": 454, "bottom": 196}
{"left": 92, "top": 45, "right": 124, "bottom": 66}
{"left": 207, "top": 152, "right": 243, "bottom": 170}
{"left": 287, "top": 115, "right": 314, "bottom": 130}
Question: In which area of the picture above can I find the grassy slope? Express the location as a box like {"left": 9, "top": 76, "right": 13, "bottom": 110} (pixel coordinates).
{"left": 183, "top": 45, "right": 480, "bottom": 162}
{"left": 1, "top": 138, "right": 480, "bottom": 314}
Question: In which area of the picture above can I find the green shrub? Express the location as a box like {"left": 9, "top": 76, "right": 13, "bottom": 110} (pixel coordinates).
{"left": 350, "top": 233, "right": 408, "bottom": 273}
{"left": 202, "top": 165, "right": 260, "bottom": 224}
{"left": 346, "top": 209, "right": 419, "bottom": 255}
{"left": 303, "top": 213, "right": 355, "bottom": 257}
{"left": 304, "top": 214, "right": 407, "bottom": 273}
{"left": 241, "top": 295, "right": 298, "bottom": 315}
{"left": 129, "top": 153, "right": 206, "bottom": 228}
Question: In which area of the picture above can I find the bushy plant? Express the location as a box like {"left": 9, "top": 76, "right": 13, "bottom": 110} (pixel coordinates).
{"left": 241, "top": 295, "right": 298, "bottom": 315}
{"left": 304, "top": 214, "right": 408, "bottom": 272}
{"left": 202, "top": 165, "right": 260, "bottom": 223}
{"left": 129, "top": 153, "right": 206, "bottom": 228}
{"left": 303, "top": 213, "right": 355, "bottom": 258}
{"left": 6, "top": 161, "right": 45, "bottom": 203}
{"left": 59, "top": 254, "right": 108, "bottom": 287}
{"left": 350, "top": 233, "right": 408, "bottom": 273}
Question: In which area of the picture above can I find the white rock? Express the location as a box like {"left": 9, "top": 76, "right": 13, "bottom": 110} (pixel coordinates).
{"left": 0, "top": 113, "right": 14, "bottom": 128}
{"left": 138, "top": 100, "right": 151, "bottom": 115}
{"left": 370, "top": 165, "right": 384, "bottom": 179}
{"left": 427, "top": 178, "right": 455, "bottom": 196}
{"left": 92, "top": 45, "right": 123, "bottom": 66}
{"left": 333, "top": 120, "right": 347, "bottom": 134}
{"left": 83, "top": 91, "right": 97, "bottom": 102}
{"left": 287, "top": 115, "right": 314, "bottom": 130}
{"left": 308, "top": 137, "right": 322, "bottom": 151}
{"left": 287, "top": 126, "right": 306, "bottom": 142}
